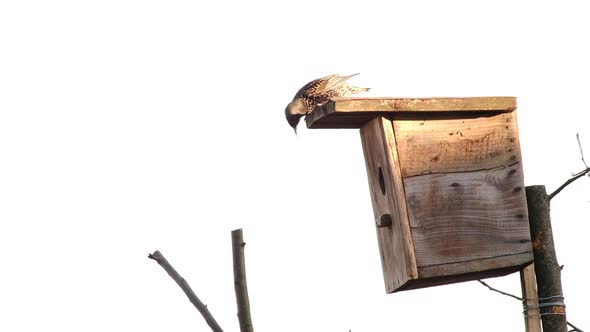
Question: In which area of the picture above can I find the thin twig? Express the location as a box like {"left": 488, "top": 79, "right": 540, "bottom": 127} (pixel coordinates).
{"left": 477, "top": 280, "right": 523, "bottom": 301}
{"left": 148, "top": 250, "right": 224, "bottom": 332}
{"left": 477, "top": 279, "right": 584, "bottom": 331}
{"left": 548, "top": 134, "right": 590, "bottom": 200}
{"left": 569, "top": 320, "right": 585, "bottom": 332}
{"left": 548, "top": 168, "right": 590, "bottom": 200}
{"left": 577, "top": 133, "right": 588, "bottom": 169}
{"left": 232, "top": 229, "right": 254, "bottom": 332}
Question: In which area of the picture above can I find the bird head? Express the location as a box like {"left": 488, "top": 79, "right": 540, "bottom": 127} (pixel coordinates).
{"left": 285, "top": 100, "right": 305, "bottom": 134}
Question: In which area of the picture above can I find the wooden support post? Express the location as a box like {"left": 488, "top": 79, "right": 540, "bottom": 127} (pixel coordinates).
{"left": 520, "top": 263, "right": 541, "bottom": 332}
{"left": 525, "top": 185, "right": 567, "bottom": 332}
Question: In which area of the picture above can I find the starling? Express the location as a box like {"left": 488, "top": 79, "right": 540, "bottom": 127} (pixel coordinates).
{"left": 285, "top": 73, "right": 369, "bottom": 134}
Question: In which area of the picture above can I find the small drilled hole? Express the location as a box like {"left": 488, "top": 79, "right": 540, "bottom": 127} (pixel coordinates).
{"left": 378, "top": 167, "right": 386, "bottom": 195}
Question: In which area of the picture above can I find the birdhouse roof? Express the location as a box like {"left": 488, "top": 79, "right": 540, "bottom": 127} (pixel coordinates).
{"left": 306, "top": 97, "right": 517, "bottom": 129}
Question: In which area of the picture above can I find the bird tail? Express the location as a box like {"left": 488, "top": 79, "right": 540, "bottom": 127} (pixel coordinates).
{"left": 341, "top": 73, "right": 360, "bottom": 80}
{"left": 343, "top": 73, "right": 368, "bottom": 94}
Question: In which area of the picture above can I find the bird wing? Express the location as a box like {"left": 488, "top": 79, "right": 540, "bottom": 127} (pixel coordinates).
{"left": 294, "top": 73, "right": 360, "bottom": 99}
{"left": 318, "top": 73, "right": 359, "bottom": 93}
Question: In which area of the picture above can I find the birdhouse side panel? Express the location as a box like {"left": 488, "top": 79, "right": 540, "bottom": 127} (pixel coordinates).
{"left": 403, "top": 164, "right": 532, "bottom": 270}
{"left": 360, "top": 117, "right": 417, "bottom": 292}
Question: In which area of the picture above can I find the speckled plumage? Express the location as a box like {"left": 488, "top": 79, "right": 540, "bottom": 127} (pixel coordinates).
{"left": 285, "top": 73, "right": 369, "bottom": 133}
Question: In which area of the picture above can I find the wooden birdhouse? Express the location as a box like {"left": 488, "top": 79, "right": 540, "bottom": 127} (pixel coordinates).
{"left": 307, "top": 97, "right": 533, "bottom": 293}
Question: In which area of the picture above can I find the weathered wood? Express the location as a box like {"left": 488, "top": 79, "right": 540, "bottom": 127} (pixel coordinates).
{"left": 403, "top": 164, "right": 532, "bottom": 268}
{"left": 394, "top": 112, "right": 521, "bottom": 177}
{"left": 307, "top": 96, "right": 516, "bottom": 129}
{"left": 526, "top": 186, "right": 567, "bottom": 332}
{"left": 360, "top": 117, "right": 417, "bottom": 292}
{"left": 396, "top": 258, "right": 529, "bottom": 292}
{"left": 232, "top": 229, "right": 254, "bottom": 332}
{"left": 520, "top": 263, "right": 542, "bottom": 332}
{"left": 417, "top": 252, "right": 531, "bottom": 280}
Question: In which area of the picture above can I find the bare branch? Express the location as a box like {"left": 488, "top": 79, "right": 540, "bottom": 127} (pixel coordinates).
{"left": 548, "top": 168, "right": 590, "bottom": 200}
{"left": 148, "top": 250, "right": 224, "bottom": 332}
{"left": 232, "top": 229, "right": 254, "bottom": 332}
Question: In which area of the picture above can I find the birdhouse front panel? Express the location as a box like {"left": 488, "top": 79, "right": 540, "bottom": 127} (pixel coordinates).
{"left": 360, "top": 117, "right": 418, "bottom": 291}
{"left": 308, "top": 97, "right": 533, "bottom": 293}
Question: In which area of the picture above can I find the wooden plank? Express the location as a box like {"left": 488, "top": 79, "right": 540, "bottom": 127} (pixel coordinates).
{"left": 397, "top": 260, "right": 528, "bottom": 292}
{"left": 416, "top": 252, "right": 531, "bottom": 281}
{"left": 360, "top": 117, "right": 417, "bottom": 292}
{"left": 520, "top": 263, "right": 542, "bottom": 332}
{"left": 307, "top": 96, "right": 516, "bottom": 129}
{"left": 403, "top": 164, "right": 532, "bottom": 268}
{"left": 394, "top": 111, "right": 521, "bottom": 177}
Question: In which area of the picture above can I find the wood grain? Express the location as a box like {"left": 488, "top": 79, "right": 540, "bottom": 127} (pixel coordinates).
{"left": 360, "top": 117, "right": 417, "bottom": 293}
{"left": 307, "top": 97, "right": 516, "bottom": 129}
{"left": 394, "top": 111, "right": 521, "bottom": 177}
{"left": 404, "top": 164, "right": 532, "bottom": 269}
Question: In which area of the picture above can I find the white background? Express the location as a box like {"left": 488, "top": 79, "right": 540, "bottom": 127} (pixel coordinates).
{"left": 1, "top": 1, "right": 589, "bottom": 331}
